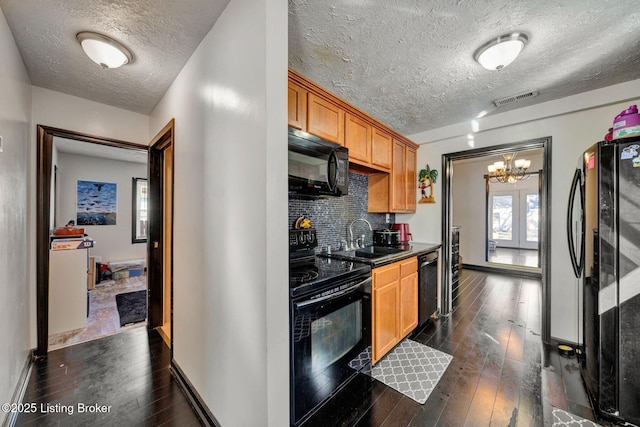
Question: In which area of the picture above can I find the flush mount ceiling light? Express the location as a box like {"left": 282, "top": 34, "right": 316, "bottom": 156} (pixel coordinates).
{"left": 76, "top": 31, "right": 133, "bottom": 69}
{"left": 474, "top": 32, "right": 528, "bottom": 71}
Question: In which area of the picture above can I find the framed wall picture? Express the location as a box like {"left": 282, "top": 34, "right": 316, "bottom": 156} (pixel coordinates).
{"left": 77, "top": 180, "right": 117, "bottom": 225}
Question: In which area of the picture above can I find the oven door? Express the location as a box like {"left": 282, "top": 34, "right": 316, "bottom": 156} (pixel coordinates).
{"left": 291, "top": 276, "right": 371, "bottom": 426}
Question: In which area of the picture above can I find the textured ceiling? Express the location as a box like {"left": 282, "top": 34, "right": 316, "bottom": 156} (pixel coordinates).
{"left": 0, "top": 0, "right": 229, "bottom": 114}
{"left": 289, "top": 0, "right": 640, "bottom": 136}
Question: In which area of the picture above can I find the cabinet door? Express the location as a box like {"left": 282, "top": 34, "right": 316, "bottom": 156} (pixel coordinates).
{"left": 307, "top": 93, "right": 344, "bottom": 145}
{"left": 371, "top": 128, "right": 392, "bottom": 171}
{"left": 390, "top": 140, "right": 407, "bottom": 212}
{"left": 405, "top": 146, "right": 417, "bottom": 212}
{"left": 373, "top": 282, "right": 400, "bottom": 364}
{"left": 345, "top": 113, "right": 371, "bottom": 163}
{"left": 399, "top": 271, "right": 418, "bottom": 338}
{"left": 287, "top": 81, "right": 307, "bottom": 130}
{"left": 372, "top": 263, "right": 400, "bottom": 364}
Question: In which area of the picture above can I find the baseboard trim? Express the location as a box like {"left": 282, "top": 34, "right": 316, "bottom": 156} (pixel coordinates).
{"left": 463, "top": 263, "right": 542, "bottom": 279}
{"left": 2, "top": 352, "right": 34, "bottom": 427}
{"left": 171, "top": 360, "right": 220, "bottom": 427}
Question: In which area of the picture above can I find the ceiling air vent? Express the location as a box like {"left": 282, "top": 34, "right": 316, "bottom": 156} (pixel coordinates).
{"left": 493, "top": 90, "right": 539, "bottom": 107}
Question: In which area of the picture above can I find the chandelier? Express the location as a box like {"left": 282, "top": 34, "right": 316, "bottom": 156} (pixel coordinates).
{"left": 487, "top": 153, "right": 531, "bottom": 183}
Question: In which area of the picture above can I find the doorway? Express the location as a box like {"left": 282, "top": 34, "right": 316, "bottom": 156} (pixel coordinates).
{"left": 486, "top": 169, "right": 541, "bottom": 269}
{"left": 36, "top": 125, "right": 149, "bottom": 357}
{"left": 441, "top": 137, "right": 552, "bottom": 344}
{"left": 147, "top": 119, "right": 175, "bottom": 348}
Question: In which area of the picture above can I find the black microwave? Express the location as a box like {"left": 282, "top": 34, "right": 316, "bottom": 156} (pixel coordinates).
{"left": 288, "top": 127, "right": 349, "bottom": 197}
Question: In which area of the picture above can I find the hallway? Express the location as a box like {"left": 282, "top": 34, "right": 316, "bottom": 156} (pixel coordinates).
{"left": 16, "top": 328, "right": 201, "bottom": 426}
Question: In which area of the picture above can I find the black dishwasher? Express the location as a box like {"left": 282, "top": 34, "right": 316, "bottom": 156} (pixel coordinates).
{"left": 418, "top": 251, "right": 438, "bottom": 326}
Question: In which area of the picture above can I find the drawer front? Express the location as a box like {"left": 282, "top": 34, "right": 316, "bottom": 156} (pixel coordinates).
{"left": 400, "top": 256, "right": 418, "bottom": 278}
{"left": 373, "top": 263, "right": 399, "bottom": 289}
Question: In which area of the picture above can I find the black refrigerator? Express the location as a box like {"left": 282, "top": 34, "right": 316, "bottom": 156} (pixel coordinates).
{"left": 567, "top": 135, "right": 640, "bottom": 425}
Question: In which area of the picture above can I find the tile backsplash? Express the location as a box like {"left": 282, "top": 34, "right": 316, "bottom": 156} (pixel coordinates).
{"left": 289, "top": 172, "right": 394, "bottom": 252}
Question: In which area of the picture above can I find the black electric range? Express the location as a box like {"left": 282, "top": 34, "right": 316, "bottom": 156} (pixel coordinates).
{"left": 289, "top": 254, "right": 371, "bottom": 299}
{"left": 289, "top": 228, "right": 372, "bottom": 426}
{"left": 289, "top": 228, "right": 371, "bottom": 298}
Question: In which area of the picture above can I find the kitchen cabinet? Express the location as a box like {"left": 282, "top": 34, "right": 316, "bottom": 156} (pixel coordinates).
{"left": 372, "top": 256, "right": 418, "bottom": 364}
{"left": 371, "top": 128, "right": 392, "bottom": 171}
{"left": 344, "top": 113, "right": 371, "bottom": 163}
{"left": 344, "top": 115, "right": 394, "bottom": 173}
{"left": 399, "top": 257, "right": 418, "bottom": 337}
{"left": 368, "top": 140, "right": 418, "bottom": 213}
{"left": 307, "top": 93, "right": 345, "bottom": 145}
{"left": 372, "top": 268, "right": 400, "bottom": 364}
{"left": 287, "top": 81, "right": 307, "bottom": 131}
{"left": 287, "top": 68, "right": 416, "bottom": 177}
{"left": 391, "top": 140, "right": 417, "bottom": 212}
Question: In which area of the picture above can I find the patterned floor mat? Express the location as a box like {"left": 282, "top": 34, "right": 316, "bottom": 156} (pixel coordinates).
{"left": 349, "top": 339, "right": 453, "bottom": 404}
{"left": 552, "top": 408, "right": 601, "bottom": 427}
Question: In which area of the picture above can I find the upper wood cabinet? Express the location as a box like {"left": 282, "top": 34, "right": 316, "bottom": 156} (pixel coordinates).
{"left": 390, "top": 140, "right": 417, "bottom": 213}
{"left": 345, "top": 113, "right": 371, "bottom": 163}
{"left": 390, "top": 140, "right": 407, "bottom": 212}
{"left": 287, "top": 68, "right": 418, "bottom": 210}
{"left": 371, "top": 128, "right": 392, "bottom": 171}
{"left": 406, "top": 145, "right": 417, "bottom": 212}
{"left": 287, "top": 81, "right": 307, "bottom": 131}
{"left": 372, "top": 256, "right": 418, "bottom": 364}
{"left": 307, "top": 93, "right": 345, "bottom": 145}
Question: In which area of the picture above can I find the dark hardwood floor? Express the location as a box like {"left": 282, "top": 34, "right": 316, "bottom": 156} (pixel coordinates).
{"left": 343, "top": 269, "right": 600, "bottom": 427}
{"left": 15, "top": 269, "right": 603, "bottom": 427}
{"left": 16, "top": 327, "right": 201, "bottom": 426}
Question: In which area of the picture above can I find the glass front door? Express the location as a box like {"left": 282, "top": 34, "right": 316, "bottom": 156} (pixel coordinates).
{"left": 490, "top": 190, "right": 539, "bottom": 249}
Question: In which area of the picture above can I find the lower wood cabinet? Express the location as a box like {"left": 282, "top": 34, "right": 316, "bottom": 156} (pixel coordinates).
{"left": 372, "top": 256, "right": 418, "bottom": 364}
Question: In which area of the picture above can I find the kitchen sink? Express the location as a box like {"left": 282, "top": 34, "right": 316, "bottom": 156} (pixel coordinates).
{"left": 355, "top": 245, "right": 405, "bottom": 259}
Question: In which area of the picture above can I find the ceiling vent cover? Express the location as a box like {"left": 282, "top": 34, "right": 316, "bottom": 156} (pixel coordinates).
{"left": 493, "top": 90, "right": 539, "bottom": 107}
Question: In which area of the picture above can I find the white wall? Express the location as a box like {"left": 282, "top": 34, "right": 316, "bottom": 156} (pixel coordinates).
{"left": 28, "top": 88, "right": 150, "bottom": 346}
{"left": 0, "top": 6, "right": 32, "bottom": 423}
{"left": 56, "top": 152, "right": 147, "bottom": 263}
{"left": 401, "top": 78, "right": 640, "bottom": 343}
{"left": 149, "top": 0, "right": 288, "bottom": 425}
{"left": 452, "top": 152, "right": 542, "bottom": 265}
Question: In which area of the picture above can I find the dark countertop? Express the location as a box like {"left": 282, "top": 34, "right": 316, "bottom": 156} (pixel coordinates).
{"left": 319, "top": 242, "right": 441, "bottom": 268}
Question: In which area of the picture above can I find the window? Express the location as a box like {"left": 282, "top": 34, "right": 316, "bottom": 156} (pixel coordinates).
{"left": 491, "top": 194, "right": 513, "bottom": 241}
{"left": 132, "top": 178, "right": 148, "bottom": 243}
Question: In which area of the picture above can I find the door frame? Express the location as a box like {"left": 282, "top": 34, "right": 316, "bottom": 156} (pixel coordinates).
{"left": 441, "top": 136, "right": 552, "bottom": 344}
{"left": 146, "top": 119, "right": 175, "bottom": 351}
{"left": 35, "top": 125, "right": 148, "bottom": 357}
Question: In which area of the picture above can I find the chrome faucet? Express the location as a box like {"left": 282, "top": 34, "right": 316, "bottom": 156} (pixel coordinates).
{"left": 349, "top": 218, "right": 372, "bottom": 250}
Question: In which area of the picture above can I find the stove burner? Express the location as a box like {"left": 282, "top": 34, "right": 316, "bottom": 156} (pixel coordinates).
{"left": 290, "top": 270, "right": 319, "bottom": 286}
